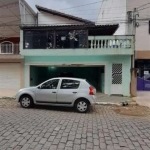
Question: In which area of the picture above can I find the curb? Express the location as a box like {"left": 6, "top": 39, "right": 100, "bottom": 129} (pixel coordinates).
{"left": 96, "top": 102, "right": 122, "bottom": 106}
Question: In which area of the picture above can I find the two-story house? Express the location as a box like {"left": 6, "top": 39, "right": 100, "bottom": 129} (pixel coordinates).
{"left": 0, "top": 0, "right": 36, "bottom": 98}
{"left": 97, "top": 0, "right": 150, "bottom": 92}
{"left": 19, "top": 5, "right": 134, "bottom": 97}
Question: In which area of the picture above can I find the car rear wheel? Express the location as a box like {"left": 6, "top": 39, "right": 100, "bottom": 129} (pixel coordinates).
{"left": 75, "top": 99, "right": 89, "bottom": 113}
{"left": 20, "top": 95, "right": 33, "bottom": 108}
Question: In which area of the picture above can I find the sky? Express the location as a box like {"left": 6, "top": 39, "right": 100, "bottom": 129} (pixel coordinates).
{"left": 25, "top": 0, "right": 101, "bottom": 22}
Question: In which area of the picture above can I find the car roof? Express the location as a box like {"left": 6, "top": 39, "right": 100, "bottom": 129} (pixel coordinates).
{"left": 52, "top": 77, "right": 86, "bottom": 81}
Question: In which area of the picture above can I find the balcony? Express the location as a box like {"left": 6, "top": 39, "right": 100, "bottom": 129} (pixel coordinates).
{"left": 0, "top": 43, "right": 21, "bottom": 62}
{"left": 21, "top": 35, "right": 134, "bottom": 56}
{"left": 0, "top": 43, "right": 20, "bottom": 54}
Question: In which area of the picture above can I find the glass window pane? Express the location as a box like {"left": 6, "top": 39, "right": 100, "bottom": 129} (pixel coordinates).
{"left": 24, "top": 30, "right": 54, "bottom": 49}
{"left": 56, "top": 30, "right": 87, "bottom": 49}
{"left": 46, "top": 32, "right": 54, "bottom": 49}
{"left": 41, "top": 79, "right": 59, "bottom": 89}
{"left": 61, "top": 79, "right": 80, "bottom": 89}
{"left": 1, "top": 42, "right": 12, "bottom": 53}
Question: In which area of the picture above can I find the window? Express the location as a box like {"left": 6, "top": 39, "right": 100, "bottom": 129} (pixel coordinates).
{"left": 1, "top": 42, "right": 13, "bottom": 53}
{"left": 24, "top": 29, "right": 87, "bottom": 49}
{"left": 61, "top": 79, "right": 80, "bottom": 89}
{"left": 41, "top": 79, "right": 59, "bottom": 89}
{"left": 24, "top": 30, "right": 54, "bottom": 49}
{"left": 56, "top": 30, "right": 87, "bottom": 49}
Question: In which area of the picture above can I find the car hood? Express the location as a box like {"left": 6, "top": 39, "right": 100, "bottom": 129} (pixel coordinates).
{"left": 19, "top": 87, "right": 37, "bottom": 92}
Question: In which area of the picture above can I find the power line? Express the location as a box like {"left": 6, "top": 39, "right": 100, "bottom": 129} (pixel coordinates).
{"left": 138, "top": 6, "right": 150, "bottom": 11}
{"left": 137, "top": 2, "right": 150, "bottom": 9}
{"left": 60, "top": 0, "right": 103, "bottom": 10}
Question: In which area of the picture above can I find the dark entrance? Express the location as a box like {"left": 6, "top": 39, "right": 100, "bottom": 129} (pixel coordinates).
{"left": 30, "top": 66, "right": 105, "bottom": 92}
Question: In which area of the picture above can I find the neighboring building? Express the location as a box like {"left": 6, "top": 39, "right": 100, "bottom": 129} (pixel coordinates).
{"left": 97, "top": 0, "right": 150, "bottom": 91}
{"left": 0, "top": 0, "right": 36, "bottom": 97}
{"left": 19, "top": 5, "right": 134, "bottom": 96}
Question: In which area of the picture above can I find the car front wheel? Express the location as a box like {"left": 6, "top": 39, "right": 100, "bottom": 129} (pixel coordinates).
{"left": 75, "top": 99, "right": 89, "bottom": 113}
{"left": 20, "top": 95, "right": 33, "bottom": 108}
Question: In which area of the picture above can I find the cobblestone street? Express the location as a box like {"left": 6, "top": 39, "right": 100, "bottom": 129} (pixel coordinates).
{"left": 0, "top": 99, "right": 150, "bottom": 150}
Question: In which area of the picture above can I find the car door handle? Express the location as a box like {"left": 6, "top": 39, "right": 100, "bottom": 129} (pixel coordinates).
{"left": 52, "top": 92, "right": 56, "bottom": 94}
{"left": 73, "top": 92, "right": 77, "bottom": 94}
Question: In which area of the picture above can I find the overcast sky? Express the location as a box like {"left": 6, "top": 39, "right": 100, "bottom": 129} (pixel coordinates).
{"left": 25, "top": 0, "right": 101, "bottom": 22}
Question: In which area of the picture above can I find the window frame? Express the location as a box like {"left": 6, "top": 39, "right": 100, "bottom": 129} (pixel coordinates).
{"left": 0, "top": 41, "right": 14, "bottom": 54}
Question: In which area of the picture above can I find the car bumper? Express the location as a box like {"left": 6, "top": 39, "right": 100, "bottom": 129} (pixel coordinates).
{"left": 15, "top": 93, "right": 20, "bottom": 102}
{"left": 90, "top": 95, "right": 96, "bottom": 105}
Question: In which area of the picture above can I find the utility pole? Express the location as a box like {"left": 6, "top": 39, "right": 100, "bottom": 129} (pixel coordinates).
{"left": 128, "top": 8, "right": 139, "bottom": 97}
{"left": 132, "top": 8, "right": 139, "bottom": 68}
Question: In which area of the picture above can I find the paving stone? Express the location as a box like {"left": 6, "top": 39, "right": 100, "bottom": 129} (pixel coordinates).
{"left": 39, "top": 138, "right": 47, "bottom": 144}
{"left": 66, "top": 141, "right": 73, "bottom": 147}
{"left": 60, "top": 137, "right": 67, "bottom": 143}
{"left": 100, "top": 142, "right": 107, "bottom": 149}
{"left": 57, "top": 143, "right": 65, "bottom": 149}
{"left": 33, "top": 144, "right": 43, "bottom": 150}
{"left": 0, "top": 101, "right": 150, "bottom": 150}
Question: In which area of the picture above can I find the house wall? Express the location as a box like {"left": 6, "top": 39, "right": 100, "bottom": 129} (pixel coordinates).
{"left": 38, "top": 11, "right": 83, "bottom": 25}
{"left": 127, "top": 0, "right": 150, "bottom": 54}
{"left": 0, "top": 37, "right": 20, "bottom": 44}
{"left": 23, "top": 55, "right": 131, "bottom": 96}
{"left": 96, "top": 0, "right": 127, "bottom": 35}
{"left": 98, "top": 0, "right": 150, "bottom": 57}
{"left": 19, "top": 0, "right": 36, "bottom": 25}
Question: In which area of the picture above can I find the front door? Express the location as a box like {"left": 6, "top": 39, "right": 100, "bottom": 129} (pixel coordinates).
{"left": 57, "top": 79, "right": 80, "bottom": 104}
{"left": 111, "top": 64, "right": 123, "bottom": 95}
{"left": 35, "top": 79, "right": 59, "bottom": 103}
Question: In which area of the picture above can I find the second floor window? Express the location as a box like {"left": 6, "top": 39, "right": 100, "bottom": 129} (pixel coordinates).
{"left": 24, "top": 31, "right": 54, "bottom": 49}
{"left": 24, "top": 29, "right": 88, "bottom": 49}
{"left": 1, "top": 42, "right": 13, "bottom": 53}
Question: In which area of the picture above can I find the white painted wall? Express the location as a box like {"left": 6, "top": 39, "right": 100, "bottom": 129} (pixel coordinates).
{"left": 127, "top": 0, "right": 150, "bottom": 51}
{"left": 97, "top": 0, "right": 150, "bottom": 51}
{"left": 96, "top": 0, "right": 127, "bottom": 35}
{"left": 38, "top": 11, "right": 83, "bottom": 25}
{"left": 19, "top": 0, "right": 36, "bottom": 25}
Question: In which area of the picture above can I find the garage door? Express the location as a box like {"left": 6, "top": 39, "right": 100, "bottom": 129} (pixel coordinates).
{"left": 0, "top": 63, "right": 21, "bottom": 97}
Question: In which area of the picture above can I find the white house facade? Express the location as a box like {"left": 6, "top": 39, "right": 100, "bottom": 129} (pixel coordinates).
{"left": 97, "top": 0, "right": 150, "bottom": 92}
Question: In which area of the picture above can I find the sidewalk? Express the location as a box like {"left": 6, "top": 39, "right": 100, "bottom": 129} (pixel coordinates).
{"left": 96, "top": 93, "right": 130, "bottom": 105}
{"left": 133, "top": 91, "right": 150, "bottom": 108}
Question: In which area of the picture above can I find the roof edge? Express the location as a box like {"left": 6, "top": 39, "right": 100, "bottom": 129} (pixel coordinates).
{"left": 35, "top": 5, "right": 95, "bottom": 25}
{"left": 20, "top": 0, "right": 37, "bottom": 16}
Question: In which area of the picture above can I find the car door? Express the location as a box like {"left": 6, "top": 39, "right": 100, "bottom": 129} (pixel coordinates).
{"left": 57, "top": 79, "right": 80, "bottom": 104}
{"left": 35, "top": 79, "right": 59, "bottom": 103}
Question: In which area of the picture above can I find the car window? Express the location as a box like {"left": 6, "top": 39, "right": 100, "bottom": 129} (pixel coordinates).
{"left": 41, "top": 79, "right": 59, "bottom": 89}
{"left": 86, "top": 80, "right": 95, "bottom": 88}
{"left": 61, "top": 79, "right": 80, "bottom": 89}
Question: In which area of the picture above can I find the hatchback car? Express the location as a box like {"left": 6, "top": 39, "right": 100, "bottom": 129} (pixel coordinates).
{"left": 16, "top": 78, "right": 96, "bottom": 113}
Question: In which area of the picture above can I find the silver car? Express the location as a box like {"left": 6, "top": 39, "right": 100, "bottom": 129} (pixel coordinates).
{"left": 16, "top": 78, "right": 96, "bottom": 113}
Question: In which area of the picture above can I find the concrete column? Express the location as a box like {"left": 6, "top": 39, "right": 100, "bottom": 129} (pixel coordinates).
{"left": 130, "top": 68, "right": 137, "bottom": 97}
{"left": 24, "top": 65, "right": 30, "bottom": 87}
{"left": 20, "top": 60, "right": 24, "bottom": 88}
